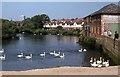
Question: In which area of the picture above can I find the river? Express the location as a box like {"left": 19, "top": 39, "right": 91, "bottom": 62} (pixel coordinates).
{"left": 2, "top": 34, "right": 114, "bottom": 71}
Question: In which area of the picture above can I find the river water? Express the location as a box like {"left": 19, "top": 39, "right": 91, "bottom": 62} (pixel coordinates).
{"left": 2, "top": 34, "right": 114, "bottom": 71}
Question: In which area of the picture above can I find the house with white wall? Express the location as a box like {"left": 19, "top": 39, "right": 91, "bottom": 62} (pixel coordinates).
{"left": 44, "top": 18, "right": 84, "bottom": 30}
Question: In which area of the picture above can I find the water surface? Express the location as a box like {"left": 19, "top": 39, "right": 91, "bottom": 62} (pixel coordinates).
{"left": 2, "top": 34, "right": 113, "bottom": 71}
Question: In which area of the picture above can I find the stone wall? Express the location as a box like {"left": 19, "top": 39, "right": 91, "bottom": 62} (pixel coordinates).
{"left": 96, "top": 35, "right": 120, "bottom": 64}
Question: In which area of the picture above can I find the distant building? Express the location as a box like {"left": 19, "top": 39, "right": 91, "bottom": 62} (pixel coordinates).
{"left": 84, "top": 4, "right": 120, "bottom": 38}
{"left": 44, "top": 18, "right": 85, "bottom": 30}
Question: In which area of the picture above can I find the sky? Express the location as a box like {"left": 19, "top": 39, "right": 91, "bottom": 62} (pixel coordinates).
{"left": 1, "top": 2, "right": 118, "bottom": 21}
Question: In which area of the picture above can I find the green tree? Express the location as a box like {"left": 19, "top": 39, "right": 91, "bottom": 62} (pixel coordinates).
{"left": 22, "top": 14, "right": 50, "bottom": 34}
{"left": 31, "top": 14, "right": 50, "bottom": 29}
{"left": 56, "top": 26, "right": 63, "bottom": 30}
{"left": 2, "top": 19, "right": 17, "bottom": 39}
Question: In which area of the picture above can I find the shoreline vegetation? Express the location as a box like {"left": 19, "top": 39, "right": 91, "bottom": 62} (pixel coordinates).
{"left": 1, "top": 66, "right": 118, "bottom": 75}
{"left": 1, "top": 16, "right": 82, "bottom": 39}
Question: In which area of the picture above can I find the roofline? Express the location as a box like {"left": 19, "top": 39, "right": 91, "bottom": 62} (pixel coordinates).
{"left": 84, "top": 13, "right": 120, "bottom": 19}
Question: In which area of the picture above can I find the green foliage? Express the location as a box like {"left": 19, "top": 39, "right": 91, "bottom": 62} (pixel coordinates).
{"left": 79, "top": 36, "right": 96, "bottom": 49}
{"left": 56, "top": 26, "right": 63, "bottom": 30}
{"left": 22, "top": 14, "right": 50, "bottom": 33}
{"left": 30, "top": 14, "right": 50, "bottom": 29}
{"left": 1, "top": 13, "right": 82, "bottom": 38}
{"left": 28, "top": 29, "right": 81, "bottom": 36}
{"left": 61, "top": 29, "right": 81, "bottom": 36}
{"left": 79, "top": 36, "right": 103, "bottom": 51}
{"left": 2, "top": 19, "right": 18, "bottom": 39}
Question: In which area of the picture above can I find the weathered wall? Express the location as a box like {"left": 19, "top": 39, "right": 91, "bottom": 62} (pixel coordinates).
{"left": 96, "top": 35, "right": 120, "bottom": 64}
{"left": 108, "top": 23, "right": 120, "bottom": 38}
{"left": 101, "top": 15, "right": 120, "bottom": 35}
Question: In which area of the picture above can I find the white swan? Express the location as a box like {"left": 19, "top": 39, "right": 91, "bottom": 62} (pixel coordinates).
{"left": 0, "top": 54, "right": 5, "bottom": 60}
{"left": 90, "top": 57, "right": 93, "bottom": 63}
{"left": 104, "top": 60, "right": 109, "bottom": 67}
{"left": 97, "top": 57, "right": 102, "bottom": 64}
{"left": 40, "top": 52, "right": 45, "bottom": 57}
{"left": 102, "top": 59, "right": 106, "bottom": 65}
{"left": 59, "top": 53, "right": 65, "bottom": 58}
{"left": 78, "top": 48, "right": 87, "bottom": 52}
{"left": 83, "top": 49, "right": 87, "bottom": 52}
{"left": 0, "top": 49, "right": 4, "bottom": 53}
{"left": 54, "top": 52, "right": 60, "bottom": 57}
{"left": 78, "top": 49, "right": 82, "bottom": 52}
{"left": 91, "top": 58, "right": 98, "bottom": 67}
{"left": 97, "top": 64, "right": 102, "bottom": 68}
{"left": 25, "top": 54, "right": 32, "bottom": 59}
{"left": 50, "top": 51, "right": 56, "bottom": 55}
{"left": 17, "top": 53, "right": 24, "bottom": 58}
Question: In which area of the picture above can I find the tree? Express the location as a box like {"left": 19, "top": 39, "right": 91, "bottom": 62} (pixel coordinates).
{"left": 40, "top": 14, "right": 50, "bottom": 24}
{"left": 2, "top": 19, "right": 17, "bottom": 39}
{"left": 22, "top": 14, "right": 50, "bottom": 34}
{"left": 23, "top": 18, "right": 35, "bottom": 29}
{"left": 31, "top": 14, "right": 50, "bottom": 29}
{"left": 56, "top": 26, "right": 63, "bottom": 30}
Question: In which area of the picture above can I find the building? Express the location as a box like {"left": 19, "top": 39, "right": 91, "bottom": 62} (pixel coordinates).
{"left": 44, "top": 18, "right": 85, "bottom": 30}
{"left": 84, "top": 4, "right": 120, "bottom": 38}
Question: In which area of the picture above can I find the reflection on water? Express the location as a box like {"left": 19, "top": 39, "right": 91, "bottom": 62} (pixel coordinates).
{"left": 2, "top": 34, "right": 114, "bottom": 71}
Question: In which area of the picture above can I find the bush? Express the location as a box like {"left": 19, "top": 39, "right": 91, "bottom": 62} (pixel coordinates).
{"left": 79, "top": 36, "right": 96, "bottom": 49}
{"left": 79, "top": 36, "right": 103, "bottom": 51}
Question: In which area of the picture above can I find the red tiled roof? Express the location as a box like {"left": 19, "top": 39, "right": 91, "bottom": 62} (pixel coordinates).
{"left": 47, "top": 18, "right": 84, "bottom": 25}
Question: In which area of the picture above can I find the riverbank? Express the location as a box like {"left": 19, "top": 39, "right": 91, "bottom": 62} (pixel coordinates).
{"left": 1, "top": 66, "right": 119, "bottom": 75}
{"left": 78, "top": 35, "right": 119, "bottom": 65}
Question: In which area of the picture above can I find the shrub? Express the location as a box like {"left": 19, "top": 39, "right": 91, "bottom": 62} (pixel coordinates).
{"left": 79, "top": 36, "right": 96, "bottom": 49}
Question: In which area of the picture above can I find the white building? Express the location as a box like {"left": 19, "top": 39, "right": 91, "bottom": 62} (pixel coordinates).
{"left": 44, "top": 18, "right": 84, "bottom": 30}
